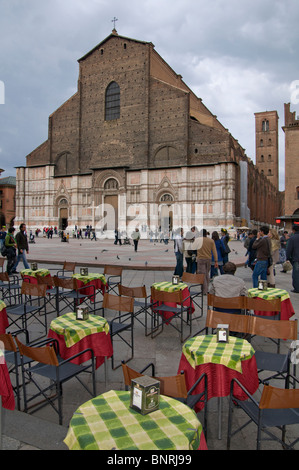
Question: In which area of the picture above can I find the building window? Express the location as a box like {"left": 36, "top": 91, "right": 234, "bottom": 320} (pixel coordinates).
{"left": 105, "top": 81, "right": 120, "bottom": 121}
{"left": 262, "top": 120, "right": 269, "bottom": 131}
{"left": 260, "top": 139, "right": 263, "bottom": 147}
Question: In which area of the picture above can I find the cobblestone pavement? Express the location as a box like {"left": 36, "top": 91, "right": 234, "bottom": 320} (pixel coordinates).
{"left": 1, "top": 236, "right": 299, "bottom": 451}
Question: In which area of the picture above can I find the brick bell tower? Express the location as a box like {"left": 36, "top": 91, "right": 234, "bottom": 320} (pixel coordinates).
{"left": 254, "top": 110, "right": 279, "bottom": 190}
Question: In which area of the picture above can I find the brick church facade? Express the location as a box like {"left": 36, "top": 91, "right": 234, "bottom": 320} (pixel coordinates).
{"left": 15, "top": 30, "right": 283, "bottom": 235}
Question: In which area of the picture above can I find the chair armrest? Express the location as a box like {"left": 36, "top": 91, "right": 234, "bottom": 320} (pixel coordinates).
{"left": 140, "top": 362, "right": 155, "bottom": 376}
{"left": 58, "top": 347, "right": 95, "bottom": 366}
{"left": 230, "top": 378, "right": 259, "bottom": 407}
{"left": 110, "top": 311, "right": 133, "bottom": 324}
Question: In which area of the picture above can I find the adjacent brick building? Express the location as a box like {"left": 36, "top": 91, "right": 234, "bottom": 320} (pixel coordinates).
{"left": 0, "top": 175, "right": 16, "bottom": 227}
{"left": 280, "top": 103, "right": 299, "bottom": 229}
{"left": 15, "top": 30, "right": 282, "bottom": 234}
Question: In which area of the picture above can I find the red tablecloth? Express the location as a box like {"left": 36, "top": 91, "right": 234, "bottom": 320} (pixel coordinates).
{"left": 48, "top": 329, "right": 113, "bottom": 369}
{"left": 0, "top": 305, "right": 9, "bottom": 334}
{"left": 198, "top": 432, "right": 208, "bottom": 450}
{"left": 254, "top": 298, "right": 294, "bottom": 320}
{"left": 75, "top": 278, "right": 107, "bottom": 302}
{"left": 0, "top": 359, "right": 15, "bottom": 410}
{"left": 21, "top": 273, "right": 52, "bottom": 289}
{"left": 178, "top": 352, "right": 259, "bottom": 413}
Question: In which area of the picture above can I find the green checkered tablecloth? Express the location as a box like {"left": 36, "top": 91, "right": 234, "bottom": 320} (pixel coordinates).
{"left": 72, "top": 273, "right": 107, "bottom": 285}
{"left": 64, "top": 390, "right": 202, "bottom": 450}
{"left": 248, "top": 287, "right": 289, "bottom": 302}
{"left": 49, "top": 312, "right": 109, "bottom": 348}
{"left": 0, "top": 300, "right": 6, "bottom": 312}
{"left": 21, "top": 268, "right": 50, "bottom": 278}
{"left": 152, "top": 281, "right": 188, "bottom": 292}
{"left": 182, "top": 335, "right": 255, "bottom": 373}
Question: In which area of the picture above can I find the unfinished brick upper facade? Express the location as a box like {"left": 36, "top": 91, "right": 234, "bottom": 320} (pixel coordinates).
{"left": 282, "top": 103, "right": 299, "bottom": 227}
{"left": 15, "top": 31, "right": 283, "bottom": 233}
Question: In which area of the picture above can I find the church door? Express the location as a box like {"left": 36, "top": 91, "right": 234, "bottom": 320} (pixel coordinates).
{"left": 59, "top": 208, "right": 68, "bottom": 230}
{"left": 103, "top": 195, "right": 118, "bottom": 232}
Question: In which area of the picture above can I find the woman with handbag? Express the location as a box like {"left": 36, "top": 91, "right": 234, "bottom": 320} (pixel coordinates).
{"left": 267, "top": 228, "right": 280, "bottom": 287}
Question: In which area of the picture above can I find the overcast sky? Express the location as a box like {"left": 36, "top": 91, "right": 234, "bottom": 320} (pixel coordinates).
{"left": 1, "top": 0, "right": 298, "bottom": 190}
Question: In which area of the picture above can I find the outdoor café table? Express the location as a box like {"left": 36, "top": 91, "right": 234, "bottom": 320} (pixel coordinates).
{"left": 0, "top": 349, "right": 15, "bottom": 449}
{"left": 151, "top": 281, "right": 194, "bottom": 323}
{"left": 247, "top": 287, "right": 295, "bottom": 320}
{"left": 64, "top": 390, "right": 207, "bottom": 451}
{"left": 48, "top": 312, "right": 113, "bottom": 372}
{"left": 72, "top": 273, "right": 107, "bottom": 301}
{"left": 0, "top": 301, "right": 9, "bottom": 334}
{"left": 178, "top": 334, "right": 259, "bottom": 439}
{"left": 21, "top": 268, "right": 51, "bottom": 285}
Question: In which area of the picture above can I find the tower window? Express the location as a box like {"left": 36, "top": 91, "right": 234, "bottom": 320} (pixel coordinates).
{"left": 105, "top": 82, "right": 120, "bottom": 121}
{"left": 262, "top": 120, "right": 269, "bottom": 131}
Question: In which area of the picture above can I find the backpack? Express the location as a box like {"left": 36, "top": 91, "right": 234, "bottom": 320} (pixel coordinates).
{"left": 1, "top": 244, "right": 7, "bottom": 256}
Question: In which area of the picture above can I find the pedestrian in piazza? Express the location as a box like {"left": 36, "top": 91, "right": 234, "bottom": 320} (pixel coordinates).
{"left": 132, "top": 227, "right": 140, "bottom": 252}
{"left": 286, "top": 225, "right": 299, "bottom": 293}
{"left": 12, "top": 223, "right": 30, "bottom": 273}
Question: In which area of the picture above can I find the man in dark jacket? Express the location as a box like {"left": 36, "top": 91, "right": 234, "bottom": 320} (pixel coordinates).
{"left": 12, "top": 223, "right": 30, "bottom": 273}
{"left": 286, "top": 225, "right": 299, "bottom": 293}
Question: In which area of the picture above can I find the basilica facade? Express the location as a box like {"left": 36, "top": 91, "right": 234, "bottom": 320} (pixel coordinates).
{"left": 15, "top": 30, "right": 282, "bottom": 236}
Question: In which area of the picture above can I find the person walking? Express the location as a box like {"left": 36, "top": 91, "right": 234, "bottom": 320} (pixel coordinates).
{"left": 183, "top": 231, "right": 196, "bottom": 274}
{"left": 210, "top": 231, "right": 225, "bottom": 278}
{"left": 194, "top": 229, "right": 218, "bottom": 294}
{"left": 267, "top": 228, "right": 280, "bottom": 287}
{"left": 4, "top": 227, "right": 17, "bottom": 275}
{"left": 251, "top": 225, "right": 271, "bottom": 288}
{"left": 0, "top": 226, "right": 7, "bottom": 251}
{"left": 220, "top": 228, "right": 231, "bottom": 264}
{"left": 132, "top": 227, "right": 140, "bottom": 252}
{"left": 247, "top": 229, "right": 257, "bottom": 271}
{"left": 12, "top": 223, "right": 30, "bottom": 273}
{"left": 286, "top": 225, "right": 299, "bottom": 293}
{"left": 173, "top": 227, "right": 184, "bottom": 277}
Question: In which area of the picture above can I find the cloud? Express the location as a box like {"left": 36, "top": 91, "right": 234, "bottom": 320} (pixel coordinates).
{"left": 0, "top": 0, "right": 298, "bottom": 191}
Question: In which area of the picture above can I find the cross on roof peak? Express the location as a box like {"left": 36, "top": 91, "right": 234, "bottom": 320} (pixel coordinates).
{"left": 111, "top": 17, "right": 118, "bottom": 31}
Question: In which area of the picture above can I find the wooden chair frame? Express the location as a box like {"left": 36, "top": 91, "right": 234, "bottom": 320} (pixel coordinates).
{"left": 104, "top": 266, "right": 123, "bottom": 295}
{"left": 227, "top": 377, "right": 299, "bottom": 450}
{"left": 15, "top": 336, "right": 96, "bottom": 425}
{"left": 150, "top": 287, "right": 193, "bottom": 342}
{"left": 181, "top": 272, "right": 205, "bottom": 318}
{"left": 6, "top": 283, "right": 48, "bottom": 337}
{"left": 118, "top": 284, "right": 153, "bottom": 335}
{"left": 99, "top": 293, "right": 134, "bottom": 370}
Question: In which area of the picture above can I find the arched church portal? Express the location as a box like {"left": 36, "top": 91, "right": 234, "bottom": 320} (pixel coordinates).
{"left": 103, "top": 178, "right": 119, "bottom": 231}
{"left": 58, "top": 198, "right": 68, "bottom": 230}
{"left": 159, "top": 194, "right": 174, "bottom": 232}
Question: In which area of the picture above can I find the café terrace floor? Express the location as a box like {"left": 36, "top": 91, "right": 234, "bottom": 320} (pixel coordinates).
{"left": 2, "top": 235, "right": 299, "bottom": 451}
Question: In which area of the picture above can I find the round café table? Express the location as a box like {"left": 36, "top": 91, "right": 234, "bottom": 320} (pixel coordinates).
{"left": 151, "top": 281, "right": 194, "bottom": 323}
{"left": 247, "top": 287, "right": 295, "bottom": 320}
{"left": 0, "top": 301, "right": 9, "bottom": 334}
{"left": 0, "top": 349, "right": 15, "bottom": 449}
{"left": 178, "top": 334, "right": 259, "bottom": 439}
{"left": 48, "top": 312, "right": 113, "bottom": 371}
{"left": 72, "top": 273, "right": 108, "bottom": 301}
{"left": 64, "top": 390, "right": 207, "bottom": 450}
